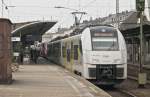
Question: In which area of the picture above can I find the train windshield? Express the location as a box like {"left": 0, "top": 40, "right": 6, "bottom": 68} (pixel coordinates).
{"left": 90, "top": 26, "right": 119, "bottom": 51}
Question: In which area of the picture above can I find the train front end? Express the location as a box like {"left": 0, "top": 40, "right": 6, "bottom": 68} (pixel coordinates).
{"left": 81, "top": 26, "right": 127, "bottom": 85}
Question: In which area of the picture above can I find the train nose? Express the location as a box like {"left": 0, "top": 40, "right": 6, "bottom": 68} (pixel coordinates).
{"left": 96, "top": 65, "right": 116, "bottom": 80}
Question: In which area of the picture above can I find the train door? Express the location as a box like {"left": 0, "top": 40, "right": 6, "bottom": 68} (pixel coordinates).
{"left": 64, "top": 40, "right": 70, "bottom": 70}
{"left": 66, "top": 40, "right": 71, "bottom": 70}
{"left": 62, "top": 42, "right": 67, "bottom": 68}
{"left": 79, "top": 39, "right": 83, "bottom": 65}
{"left": 78, "top": 39, "right": 83, "bottom": 74}
{"left": 73, "top": 44, "right": 78, "bottom": 71}
{"left": 71, "top": 37, "right": 83, "bottom": 75}
{"left": 70, "top": 41, "right": 74, "bottom": 72}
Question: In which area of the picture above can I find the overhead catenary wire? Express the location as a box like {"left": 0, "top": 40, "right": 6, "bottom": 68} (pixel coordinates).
{"left": 3, "top": 0, "right": 136, "bottom": 26}
{"left": 6, "top": 5, "right": 55, "bottom": 9}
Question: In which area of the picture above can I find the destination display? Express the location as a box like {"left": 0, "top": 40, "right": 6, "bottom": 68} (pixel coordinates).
{"left": 93, "top": 32, "right": 114, "bottom": 37}
{"left": 90, "top": 28, "right": 117, "bottom": 37}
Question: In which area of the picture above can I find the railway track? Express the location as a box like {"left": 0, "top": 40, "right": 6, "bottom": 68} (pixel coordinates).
{"left": 117, "top": 88, "right": 138, "bottom": 97}
{"left": 100, "top": 86, "right": 138, "bottom": 97}
{"left": 96, "top": 78, "right": 150, "bottom": 97}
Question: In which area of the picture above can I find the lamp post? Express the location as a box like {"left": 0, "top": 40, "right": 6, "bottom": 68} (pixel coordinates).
{"left": 136, "top": 0, "right": 147, "bottom": 88}
{"left": 5, "top": 6, "right": 16, "bottom": 18}
{"left": 1, "top": 0, "right": 4, "bottom": 17}
{"left": 1, "top": 0, "right": 16, "bottom": 17}
{"left": 116, "top": 0, "right": 119, "bottom": 28}
{"left": 5, "top": 6, "right": 16, "bottom": 8}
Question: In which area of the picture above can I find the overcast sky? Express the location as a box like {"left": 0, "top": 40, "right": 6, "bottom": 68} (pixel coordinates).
{"left": 1, "top": 0, "right": 136, "bottom": 27}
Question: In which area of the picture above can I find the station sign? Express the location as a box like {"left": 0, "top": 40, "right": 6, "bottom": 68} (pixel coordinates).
{"left": 11, "top": 37, "right": 20, "bottom": 41}
{"left": 13, "top": 52, "right": 20, "bottom": 57}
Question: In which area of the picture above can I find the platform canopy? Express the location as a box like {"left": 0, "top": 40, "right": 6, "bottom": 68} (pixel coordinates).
{"left": 11, "top": 21, "right": 57, "bottom": 45}
{"left": 12, "top": 21, "right": 56, "bottom": 37}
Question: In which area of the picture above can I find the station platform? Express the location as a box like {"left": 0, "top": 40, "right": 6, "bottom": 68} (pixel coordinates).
{"left": 0, "top": 58, "right": 111, "bottom": 97}
{"left": 128, "top": 64, "right": 150, "bottom": 84}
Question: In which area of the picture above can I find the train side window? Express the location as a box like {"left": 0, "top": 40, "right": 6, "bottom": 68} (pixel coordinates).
{"left": 62, "top": 46, "right": 66, "bottom": 57}
{"left": 79, "top": 40, "right": 82, "bottom": 54}
{"left": 67, "top": 49, "right": 70, "bottom": 62}
{"left": 71, "top": 42, "right": 74, "bottom": 59}
{"left": 54, "top": 43, "right": 60, "bottom": 57}
{"left": 74, "top": 45, "right": 78, "bottom": 60}
{"left": 51, "top": 44, "right": 54, "bottom": 56}
{"left": 57, "top": 42, "right": 61, "bottom": 57}
{"left": 48, "top": 45, "right": 51, "bottom": 56}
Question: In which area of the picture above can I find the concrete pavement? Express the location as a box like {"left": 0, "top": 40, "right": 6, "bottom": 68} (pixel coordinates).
{"left": 0, "top": 61, "right": 111, "bottom": 97}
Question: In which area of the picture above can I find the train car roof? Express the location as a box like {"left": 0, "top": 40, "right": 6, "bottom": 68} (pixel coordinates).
{"left": 50, "top": 24, "right": 115, "bottom": 42}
